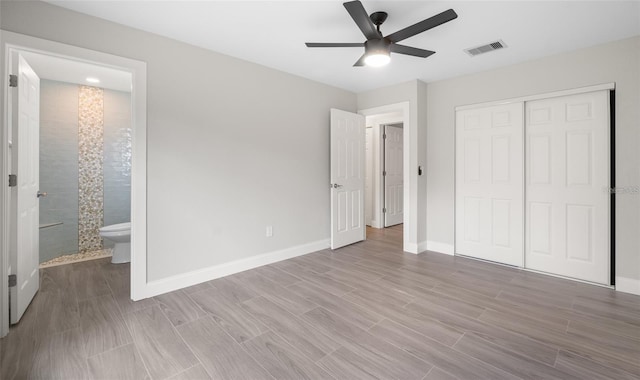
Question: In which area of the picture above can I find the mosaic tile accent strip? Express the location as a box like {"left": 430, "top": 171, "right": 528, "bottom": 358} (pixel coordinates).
{"left": 78, "top": 86, "right": 104, "bottom": 252}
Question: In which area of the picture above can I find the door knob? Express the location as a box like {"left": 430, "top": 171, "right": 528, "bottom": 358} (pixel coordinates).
{"left": 331, "top": 184, "right": 343, "bottom": 189}
{"left": 37, "top": 191, "right": 47, "bottom": 198}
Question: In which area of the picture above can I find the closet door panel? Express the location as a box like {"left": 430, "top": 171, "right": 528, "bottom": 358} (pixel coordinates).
{"left": 455, "top": 103, "right": 524, "bottom": 266}
{"left": 525, "top": 91, "right": 610, "bottom": 284}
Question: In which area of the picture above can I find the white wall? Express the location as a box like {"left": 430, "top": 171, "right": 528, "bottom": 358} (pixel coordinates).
{"left": 358, "top": 80, "right": 428, "bottom": 252}
{"left": 1, "top": 1, "right": 356, "bottom": 283}
{"left": 426, "top": 36, "right": 640, "bottom": 284}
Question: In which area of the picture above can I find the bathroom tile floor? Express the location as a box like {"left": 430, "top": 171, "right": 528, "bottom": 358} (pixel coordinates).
{"left": 2, "top": 224, "right": 640, "bottom": 379}
{"left": 39, "top": 248, "right": 113, "bottom": 269}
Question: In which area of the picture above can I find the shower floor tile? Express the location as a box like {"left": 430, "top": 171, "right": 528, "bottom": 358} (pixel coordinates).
{"left": 40, "top": 249, "right": 113, "bottom": 268}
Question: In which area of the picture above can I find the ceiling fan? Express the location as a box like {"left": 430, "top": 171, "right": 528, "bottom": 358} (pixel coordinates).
{"left": 305, "top": 0, "right": 458, "bottom": 67}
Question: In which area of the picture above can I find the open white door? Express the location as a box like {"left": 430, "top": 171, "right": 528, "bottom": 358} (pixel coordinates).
{"left": 330, "top": 109, "right": 365, "bottom": 249}
{"left": 384, "top": 125, "right": 403, "bottom": 227}
{"left": 9, "top": 54, "right": 40, "bottom": 324}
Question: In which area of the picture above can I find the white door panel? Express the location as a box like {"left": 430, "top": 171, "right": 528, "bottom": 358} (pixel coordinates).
{"left": 10, "top": 54, "right": 40, "bottom": 323}
{"left": 456, "top": 103, "right": 524, "bottom": 266}
{"left": 525, "top": 91, "right": 610, "bottom": 284}
{"left": 365, "top": 128, "right": 373, "bottom": 226}
{"left": 331, "top": 109, "right": 365, "bottom": 249}
{"left": 384, "top": 125, "right": 403, "bottom": 227}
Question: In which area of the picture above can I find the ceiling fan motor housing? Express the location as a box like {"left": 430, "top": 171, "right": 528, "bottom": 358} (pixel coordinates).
{"left": 365, "top": 38, "right": 391, "bottom": 55}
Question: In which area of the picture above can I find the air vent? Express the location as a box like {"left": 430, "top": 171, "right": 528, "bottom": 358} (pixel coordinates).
{"left": 464, "top": 40, "right": 507, "bottom": 57}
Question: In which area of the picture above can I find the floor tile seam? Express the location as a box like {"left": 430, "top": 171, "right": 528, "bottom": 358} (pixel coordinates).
{"left": 128, "top": 341, "right": 154, "bottom": 379}
{"left": 255, "top": 284, "right": 321, "bottom": 316}
{"left": 166, "top": 363, "right": 206, "bottom": 380}
{"left": 167, "top": 290, "right": 209, "bottom": 322}
{"left": 477, "top": 303, "right": 570, "bottom": 333}
{"left": 480, "top": 305, "right": 640, "bottom": 360}
{"left": 288, "top": 283, "right": 385, "bottom": 327}
{"left": 77, "top": 294, "right": 135, "bottom": 359}
{"left": 241, "top": 327, "right": 334, "bottom": 379}
{"left": 178, "top": 315, "right": 258, "bottom": 380}
{"left": 412, "top": 302, "right": 561, "bottom": 365}
{"left": 555, "top": 348, "right": 640, "bottom": 379}
{"left": 562, "top": 327, "right": 640, "bottom": 360}
{"left": 565, "top": 315, "right": 640, "bottom": 343}
{"left": 449, "top": 334, "right": 531, "bottom": 380}
{"left": 143, "top": 302, "right": 203, "bottom": 378}
{"left": 513, "top": 319, "right": 640, "bottom": 369}
{"left": 84, "top": 339, "right": 136, "bottom": 360}
{"left": 364, "top": 317, "right": 468, "bottom": 375}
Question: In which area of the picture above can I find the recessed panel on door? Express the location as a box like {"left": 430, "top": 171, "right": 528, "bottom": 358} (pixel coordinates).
{"left": 455, "top": 103, "right": 524, "bottom": 266}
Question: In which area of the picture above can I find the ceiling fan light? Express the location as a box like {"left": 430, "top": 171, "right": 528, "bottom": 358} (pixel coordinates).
{"left": 364, "top": 52, "right": 390, "bottom": 67}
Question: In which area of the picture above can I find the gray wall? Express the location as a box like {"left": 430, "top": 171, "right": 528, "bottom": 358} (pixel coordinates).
{"left": 39, "top": 80, "right": 79, "bottom": 262}
{"left": 39, "top": 79, "right": 132, "bottom": 261}
{"left": 426, "top": 36, "right": 640, "bottom": 281}
{"left": 103, "top": 89, "right": 132, "bottom": 231}
{"left": 1, "top": 1, "right": 357, "bottom": 281}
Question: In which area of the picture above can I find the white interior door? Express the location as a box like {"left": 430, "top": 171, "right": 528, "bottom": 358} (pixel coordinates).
{"left": 10, "top": 54, "right": 41, "bottom": 323}
{"left": 525, "top": 91, "right": 610, "bottom": 284}
{"left": 455, "top": 103, "right": 524, "bottom": 266}
{"left": 384, "top": 125, "right": 403, "bottom": 227}
{"left": 330, "top": 109, "right": 365, "bottom": 249}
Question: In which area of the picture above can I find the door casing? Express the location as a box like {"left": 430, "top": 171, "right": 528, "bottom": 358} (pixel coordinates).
{"left": 0, "top": 31, "right": 147, "bottom": 337}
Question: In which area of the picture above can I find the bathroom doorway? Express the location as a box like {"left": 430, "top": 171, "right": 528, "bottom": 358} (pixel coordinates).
{"left": 1, "top": 32, "right": 148, "bottom": 335}
{"left": 31, "top": 56, "right": 133, "bottom": 269}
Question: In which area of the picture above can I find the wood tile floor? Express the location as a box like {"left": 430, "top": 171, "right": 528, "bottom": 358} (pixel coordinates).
{"left": 2, "top": 225, "right": 639, "bottom": 379}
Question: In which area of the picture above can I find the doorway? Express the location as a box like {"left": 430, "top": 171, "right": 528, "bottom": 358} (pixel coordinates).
{"left": 1, "top": 31, "right": 147, "bottom": 337}
{"left": 364, "top": 113, "right": 404, "bottom": 229}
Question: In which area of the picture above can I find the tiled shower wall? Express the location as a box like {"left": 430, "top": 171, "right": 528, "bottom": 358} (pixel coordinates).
{"left": 39, "top": 80, "right": 131, "bottom": 263}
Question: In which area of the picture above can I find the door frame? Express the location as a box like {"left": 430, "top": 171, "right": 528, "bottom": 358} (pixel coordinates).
{"left": 453, "top": 83, "right": 615, "bottom": 286}
{"left": 365, "top": 114, "right": 403, "bottom": 229}
{"left": 359, "top": 102, "right": 411, "bottom": 252}
{"left": 0, "top": 31, "right": 148, "bottom": 337}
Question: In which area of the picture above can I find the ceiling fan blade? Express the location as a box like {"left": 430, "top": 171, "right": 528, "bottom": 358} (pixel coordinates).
{"left": 305, "top": 42, "right": 364, "bottom": 48}
{"left": 386, "top": 9, "right": 458, "bottom": 43}
{"left": 344, "top": 1, "right": 381, "bottom": 40}
{"left": 390, "top": 44, "right": 435, "bottom": 58}
{"left": 353, "top": 53, "right": 367, "bottom": 67}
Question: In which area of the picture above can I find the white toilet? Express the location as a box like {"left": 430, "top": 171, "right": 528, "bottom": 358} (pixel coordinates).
{"left": 99, "top": 222, "right": 131, "bottom": 264}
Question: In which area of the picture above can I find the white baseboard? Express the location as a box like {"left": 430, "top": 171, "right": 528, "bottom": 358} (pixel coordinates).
{"left": 404, "top": 242, "right": 418, "bottom": 254}
{"left": 141, "top": 239, "right": 330, "bottom": 298}
{"left": 616, "top": 276, "right": 640, "bottom": 296}
{"left": 426, "top": 240, "right": 455, "bottom": 256}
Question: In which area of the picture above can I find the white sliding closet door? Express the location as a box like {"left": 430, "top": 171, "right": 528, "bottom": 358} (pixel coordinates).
{"left": 525, "top": 91, "right": 610, "bottom": 284}
{"left": 455, "top": 103, "right": 524, "bottom": 266}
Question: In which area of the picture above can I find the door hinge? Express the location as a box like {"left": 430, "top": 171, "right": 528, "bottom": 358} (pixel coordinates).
{"left": 8, "top": 274, "right": 17, "bottom": 288}
{"left": 383, "top": 133, "right": 387, "bottom": 139}
{"left": 383, "top": 171, "right": 386, "bottom": 176}
{"left": 9, "top": 74, "right": 17, "bottom": 88}
{"left": 8, "top": 174, "right": 17, "bottom": 187}
{"left": 383, "top": 207, "right": 387, "bottom": 213}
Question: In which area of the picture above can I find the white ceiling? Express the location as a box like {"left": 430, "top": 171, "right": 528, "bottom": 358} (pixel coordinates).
{"left": 45, "top": 1, "right": 640, "bottom": 93}
{"left": 21, "top": 51, "right": 132, "bottom": 92}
